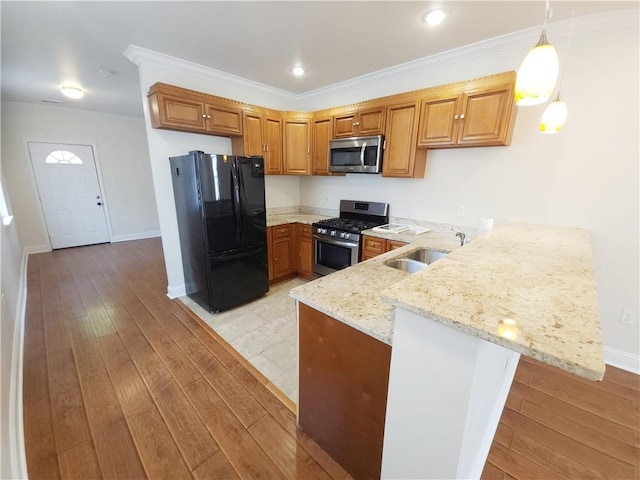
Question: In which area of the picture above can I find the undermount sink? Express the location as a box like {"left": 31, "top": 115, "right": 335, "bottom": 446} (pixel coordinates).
{"left": 403, "top": 248, "right": 448, "bottom": 264}
{"left": 384, "top": 248, "right": 448, "bottom": 273}
{"left": 385, "top": 258, "right": 428, "bottom": 273}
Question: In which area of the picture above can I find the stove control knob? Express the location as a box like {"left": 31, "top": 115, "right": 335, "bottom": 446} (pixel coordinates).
{"left": 318, "top": 228, "right": 325, "bottom": 234}
{"left": 339, "top": 232, "right": 346, "bottom": 239}
{"left": 330, "top": 230, "right": 336, "bottom": 236}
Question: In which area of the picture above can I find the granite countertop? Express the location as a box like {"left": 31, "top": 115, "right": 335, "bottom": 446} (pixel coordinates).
{"left": 290, "top": 222, "right": 605, "bottom": 381}
{"left": 266, "top": 213, "right": 332, "bottom": 227}
{"left": 382, "top": 223, "right": 604, "bottom": 380}
{"left": 289, "top": 229, "right": 461, "bottom": 344}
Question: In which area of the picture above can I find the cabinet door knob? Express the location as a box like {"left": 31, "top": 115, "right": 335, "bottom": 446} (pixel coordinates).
{"left": 202, "top": 114, "right": 207, "bottom": 118}
{"left": 459, "top": 114, "right": 465, "bottom": 119}
{"left": 353, "top": 121, "right": 360, "bottom": 126}
{"left": 454, "top": 114, "right": 459, "bottom": 120}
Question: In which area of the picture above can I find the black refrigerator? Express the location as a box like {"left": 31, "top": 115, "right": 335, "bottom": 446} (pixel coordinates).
{"left": 169, "top": 151, "right": 269, "bottom": 312}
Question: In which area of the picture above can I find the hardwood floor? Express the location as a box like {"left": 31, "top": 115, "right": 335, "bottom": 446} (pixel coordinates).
{"left": 22, "top": 238, "right": 347, "bottom": 479}
{"left": 483, "top": 356, "right": 640, "bottom": 480}
{"left": 22, "top": 238, "right": 639, "bottom": 479}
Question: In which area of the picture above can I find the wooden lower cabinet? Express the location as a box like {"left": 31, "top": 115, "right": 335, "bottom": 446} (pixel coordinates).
{"left": 268, "top": 223, "right": 315, "bottom": 283}
{"left": 295, "top": 224, "right": 314, "bottom": 279}
{"left": 361, "top": 235, "right": 408, "bottom": 261}
{"left": 386, "top": 239, "right": 408, "bottom": 251}
{"left": 298, "top": 303, "right": 391, "bottom": 480}
{"left": 268, "top": 225, "right": 295, "bottom": 282}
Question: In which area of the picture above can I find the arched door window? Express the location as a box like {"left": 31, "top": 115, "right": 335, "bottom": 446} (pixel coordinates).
{"left": 45, "top": 150, "right": 84, "bottom": 165}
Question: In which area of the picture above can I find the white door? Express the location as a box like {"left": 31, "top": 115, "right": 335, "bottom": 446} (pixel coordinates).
{"left": 28, "top": 142, "right": 110, "bottom": 249}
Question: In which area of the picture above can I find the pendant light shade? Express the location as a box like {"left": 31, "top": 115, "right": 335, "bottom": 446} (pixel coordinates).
{"left": 540, "top": 94, "right": 567, "bottom": 133}
{"left": 515, "top": 29, "right": 559, "bottom": 106}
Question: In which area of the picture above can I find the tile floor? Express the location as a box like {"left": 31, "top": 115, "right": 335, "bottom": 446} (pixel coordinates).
{"left": 179, "top": 277, "right": 308, "bottom": 403}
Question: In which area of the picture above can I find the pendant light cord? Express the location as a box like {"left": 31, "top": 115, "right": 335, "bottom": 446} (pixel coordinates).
{"left": 543, "top": 0, "right": 552, "bottom": 28}
{"left": 556, "top": 11, "right": 575, "bottom": 97}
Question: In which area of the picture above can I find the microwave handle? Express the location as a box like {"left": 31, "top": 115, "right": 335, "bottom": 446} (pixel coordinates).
{"left": 360, "top": 142, "right": 366, "bottom": 168}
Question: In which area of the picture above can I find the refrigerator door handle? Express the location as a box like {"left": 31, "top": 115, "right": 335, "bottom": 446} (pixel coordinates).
{"left": 231, "top": 161, "right": 242, "bottom": 243}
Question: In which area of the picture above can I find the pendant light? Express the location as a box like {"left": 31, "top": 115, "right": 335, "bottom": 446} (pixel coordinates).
{"left": 540, "top": 94, "right": 568, "bottom": 133}
{"left": 515, "top": 0, "right": 559, "bottom": 106}
{"left": 540, "top": 12, "right": 574, "bottom": 134}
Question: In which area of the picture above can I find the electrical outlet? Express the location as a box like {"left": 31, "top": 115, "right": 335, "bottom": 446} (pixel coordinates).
{"left": 456, "top": 206, "right": 467, "bottom": 218}
{"left": 620, "top": 308, "right": 635, "bottom": 325}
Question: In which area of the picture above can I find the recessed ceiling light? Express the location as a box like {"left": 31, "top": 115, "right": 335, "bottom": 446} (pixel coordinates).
{"left": 292, "top": 66, "right": 305, "bottom": 76}
{"left": 61, "top": 85, "right": 84, "bottom": 99}
{"left": 422, "top": 9, "right": 448, "bottom": 26}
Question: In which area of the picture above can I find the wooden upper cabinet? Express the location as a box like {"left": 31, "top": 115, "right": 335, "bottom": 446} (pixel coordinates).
{"left": 417, "top": 72, "right": 517, "bottom": 148}
{"left": 312, "top": 113, "right": 333, "bottom": 176}
{"left": 332, "top": 106, "right": 385, "bottom": 138}
{"left": 283, "top": 113, "right": 311, "bottom": 175}
{"left": 149, "top": 73, "right": 517, "bottom": 176}
{"left": 382, "top": 100, "right": 427, "bottom": 178}
{"left": 240, "top": 109, "right": 264, "bottom": 156}
{"left": 148, "top": 83, "right": 243, "bottom": 137}
{"left": 231, "top": 108, "right": 283, "bottom": 174}
{"left": 204, "top": 103, "right": 242, "bottom": 136}
{"left": 149, "top": 93, "right": 207, "bottom": 132}
{"left": 264, "top": 112, "right": 283, "bottom": 175}
{"left": 456, "top": 81, "right": 515, "bottom": 146}
{"left": 417, "top": 95, "right": 460, "bottom": 147}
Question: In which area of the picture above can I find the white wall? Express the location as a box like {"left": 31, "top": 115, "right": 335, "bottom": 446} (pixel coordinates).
{"left": 1, "top": 102, "right": 160, "bottom": 249}
{"left": 299, "top": 24, "right": 640, "bottom": 359}
{"left": 0, "top": 172, "right": 27, "bottom": 479}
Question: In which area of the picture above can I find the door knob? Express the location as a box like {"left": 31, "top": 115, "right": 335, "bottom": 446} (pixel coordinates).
{"left": 97, "top": 202, "right": 103, "bottom": 206}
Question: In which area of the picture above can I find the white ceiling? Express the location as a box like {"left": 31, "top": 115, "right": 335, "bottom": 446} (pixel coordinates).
{"left": 2, "top": 1, "right": 636, "bottom": 118}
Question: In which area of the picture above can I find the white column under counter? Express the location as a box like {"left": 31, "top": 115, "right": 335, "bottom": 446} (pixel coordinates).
{"left": 379, "top": 222, "right": 604, "bottom": 479}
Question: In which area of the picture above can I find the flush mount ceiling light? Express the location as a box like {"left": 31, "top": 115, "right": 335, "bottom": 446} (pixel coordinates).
{"left": 61, "top": 85, "right": 84, "bottom": 99}
{"left": 422, "top": 9, "right": 448, "bottom": 26}
{"left": 514, "top": 0, "right": 559, "bottom": 106}
{"left": 292, "top": 66, "right": 305, "bottom": 76}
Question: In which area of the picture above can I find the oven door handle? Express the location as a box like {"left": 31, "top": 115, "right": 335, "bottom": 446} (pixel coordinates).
{"left": 312, "top": 234, "right": 357, "bottom": 249}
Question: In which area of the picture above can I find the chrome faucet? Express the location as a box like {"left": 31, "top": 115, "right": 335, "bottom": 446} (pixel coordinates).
{"left": 451, "top": 227, "right": 468, "bottom": 246}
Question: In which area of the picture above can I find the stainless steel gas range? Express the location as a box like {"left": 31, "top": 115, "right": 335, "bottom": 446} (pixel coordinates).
{"left": 312, "top": 200, "right": 389, "bottom": 276}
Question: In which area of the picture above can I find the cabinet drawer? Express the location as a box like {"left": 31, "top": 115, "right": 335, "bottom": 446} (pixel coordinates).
{"left": 299, "top": 224, "right": 312, "bottom": 237}
{"left": 362, "top": 236, "right": 385, "bottom": 254}
{"left": 272, "top": 224, "right": 293, "bottom": 239}
{"left": 387, "top": 240, "right": 408, "bottom": 251}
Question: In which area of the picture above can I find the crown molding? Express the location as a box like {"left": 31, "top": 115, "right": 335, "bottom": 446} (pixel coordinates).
{"left": 301, "top": 9, "right": 638, "bottom": 103}
{"left": 123, "top": 44, "right": 298, "bottom": 103}
{"left": 125, "top": 9, "right": 638, "bottom": 107}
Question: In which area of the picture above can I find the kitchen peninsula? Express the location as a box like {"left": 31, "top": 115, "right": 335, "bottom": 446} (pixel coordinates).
{"left": 290, "top": 222, "right": 604, "bottom": 479}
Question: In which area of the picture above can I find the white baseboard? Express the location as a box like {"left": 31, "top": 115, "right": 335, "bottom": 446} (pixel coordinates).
{"left": 167, "top": 283, "right": 186, "bottom": 299}
{"left": 24, "top": 244, "right": 50, "bottom": 255}
{"left": 9, "top": 251, "right": 29, "bottom": 479}
{"left": 110, "top": 230, "right": 161, "bottom": 243}
{"left": 604, "top": 346, "right": 640, "bottom": 375}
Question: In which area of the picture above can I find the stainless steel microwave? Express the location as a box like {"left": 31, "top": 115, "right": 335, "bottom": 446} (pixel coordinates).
{"left": 329, "top": 135, "right": 383, "bottom": 174}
